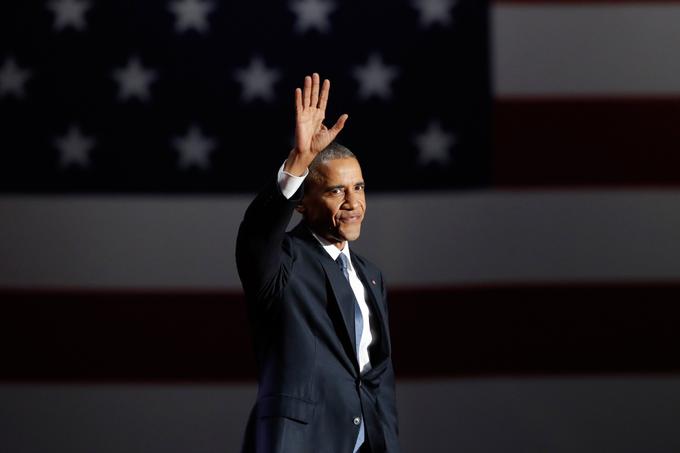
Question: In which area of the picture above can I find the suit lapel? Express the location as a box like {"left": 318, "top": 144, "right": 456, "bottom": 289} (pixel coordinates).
{"left": 319, "top": 256, "right": 358, "bottom": 360}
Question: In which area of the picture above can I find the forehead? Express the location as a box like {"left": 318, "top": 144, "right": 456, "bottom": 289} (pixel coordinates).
{"left": 315, "top": 157, "right": 363, "bottom": 184}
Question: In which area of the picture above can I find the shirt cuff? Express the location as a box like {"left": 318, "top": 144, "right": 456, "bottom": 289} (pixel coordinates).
{"left": 277, "top": 161, "right": 308, "bottom": 199}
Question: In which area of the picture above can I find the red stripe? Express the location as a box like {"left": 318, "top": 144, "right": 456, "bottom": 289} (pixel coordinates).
{"left": 494, "top": 98, "right": 680, "bottom": 187}
{"left": 2, "top": 283, "right": 680, "bottom": 382}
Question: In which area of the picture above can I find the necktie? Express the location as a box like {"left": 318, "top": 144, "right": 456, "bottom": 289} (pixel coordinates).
{"left": 336, "top": 253, "right": 366, "bottom": 453}
{"left": 336, "top": 253, "right": 363, "bottom": 360}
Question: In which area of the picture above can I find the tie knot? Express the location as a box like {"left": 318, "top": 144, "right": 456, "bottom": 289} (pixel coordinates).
{"left": 336, "top": 253, "right": 350, "bottom": 272}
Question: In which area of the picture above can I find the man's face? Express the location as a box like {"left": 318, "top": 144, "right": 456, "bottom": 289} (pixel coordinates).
{"left": 298, "top": 157, "right": 366, "bottom": 248}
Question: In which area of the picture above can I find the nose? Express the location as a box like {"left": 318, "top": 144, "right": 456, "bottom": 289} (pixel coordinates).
{"left": 343, "top": 190, "right": 360, "bottom": 209}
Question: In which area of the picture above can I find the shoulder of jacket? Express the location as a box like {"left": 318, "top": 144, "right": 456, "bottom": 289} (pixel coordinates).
{"left": 352, "top": 249, "right": 381, "bottom": 273}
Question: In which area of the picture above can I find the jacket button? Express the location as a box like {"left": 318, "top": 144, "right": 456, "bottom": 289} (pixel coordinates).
{"left": 353, "top": 416, "right": 361, "bottom": 426}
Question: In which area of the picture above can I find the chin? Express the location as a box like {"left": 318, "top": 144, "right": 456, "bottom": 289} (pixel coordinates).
{"left": 341, "top": 228, "right": 362, "bottom": 242}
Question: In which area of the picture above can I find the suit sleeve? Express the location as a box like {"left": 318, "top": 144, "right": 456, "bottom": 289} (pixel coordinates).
{"left": 235, "top": 177, "right": 302, "bottom": 312}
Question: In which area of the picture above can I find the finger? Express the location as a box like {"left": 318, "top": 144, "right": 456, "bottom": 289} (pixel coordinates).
{"left": 328, "top": 114, "right": 348, "bottom": 136}
{"left": 311, "top": 73, "right": 320, "bottom": 108}
{"left": 295, "top": 88, "right": 302, "bottom": 115}
{"left": 303, "top": 75, "right": 311, "bottom": 108}
{"left": 318, "top": 79, "right": 330, "bottom": 112}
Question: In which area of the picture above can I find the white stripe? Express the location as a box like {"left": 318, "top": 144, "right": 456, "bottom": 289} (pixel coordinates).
{"left": 2, "top": 191, "right": 680, "bottom": 288}
{"left": 2, "top": 378, "right": 680, "bottom": 453}
{"left": 493, "top": 5, "right": 680, "bottom": 96}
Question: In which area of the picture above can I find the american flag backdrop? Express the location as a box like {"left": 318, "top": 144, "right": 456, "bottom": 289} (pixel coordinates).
{"left": 3, "top": 1, "right": 680, "bottom": 453}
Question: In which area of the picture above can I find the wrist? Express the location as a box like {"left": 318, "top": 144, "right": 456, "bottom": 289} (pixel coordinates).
{"left": 284, "top": 149, "right": 311, "bottom": 176}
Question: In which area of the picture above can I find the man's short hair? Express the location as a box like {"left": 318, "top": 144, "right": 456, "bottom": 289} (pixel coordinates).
{"left": 306, "top": 142, "right": 356, "bottom": 189}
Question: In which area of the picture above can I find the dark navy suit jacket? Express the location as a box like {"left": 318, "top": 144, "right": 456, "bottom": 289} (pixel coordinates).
{"left": 236, "top": 178, "right": 399, "bottom": 453}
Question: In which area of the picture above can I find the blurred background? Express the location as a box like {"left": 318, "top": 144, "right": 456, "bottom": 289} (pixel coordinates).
{"left": 2, "top": 1, "right": 680, "bottom": 452}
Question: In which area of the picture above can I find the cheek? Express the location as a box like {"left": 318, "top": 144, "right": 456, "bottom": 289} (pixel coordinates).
{"left": 331, "top": 205, "right": 343, "bottom": 220}
{"left": 320, "top": 202, "right": 339, "bottom": 220}
{"left": 356, "top": 197, "right": 366, "bottom": 212}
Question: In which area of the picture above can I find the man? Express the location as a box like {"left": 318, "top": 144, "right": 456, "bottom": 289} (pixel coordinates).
{"left": 236, "top": 73, "right": 399, "bottom": 453}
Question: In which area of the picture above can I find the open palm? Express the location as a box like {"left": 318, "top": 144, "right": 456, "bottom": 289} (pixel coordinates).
{"left": 294, "top": 73, "right": 348, "bottom": 159}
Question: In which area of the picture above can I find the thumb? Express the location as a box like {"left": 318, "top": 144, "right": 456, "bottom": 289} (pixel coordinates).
{"left": 328, "top": 114, "right": 348, "bottom": 136}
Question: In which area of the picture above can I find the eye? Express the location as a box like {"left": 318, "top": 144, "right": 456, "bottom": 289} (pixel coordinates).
{"left": 329, "top": 188, "right": 343, "bottom": 195}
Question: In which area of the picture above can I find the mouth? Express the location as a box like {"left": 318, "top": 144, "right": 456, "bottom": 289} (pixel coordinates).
{"left": 337, "top": 213, "right": 362, "bottom": 224}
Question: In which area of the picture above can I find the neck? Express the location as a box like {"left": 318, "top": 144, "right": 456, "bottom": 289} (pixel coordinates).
{"left": 308, "top": 227, "right": 347, "bottom": 251}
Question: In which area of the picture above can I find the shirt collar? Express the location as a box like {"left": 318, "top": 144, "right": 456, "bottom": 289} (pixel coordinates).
{"left": 311, "top": 231, "right": 352, "bottom": 270}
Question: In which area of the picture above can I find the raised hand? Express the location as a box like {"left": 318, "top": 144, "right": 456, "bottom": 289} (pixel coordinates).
{"left": 285, "top": 73, "right": 348, "bottom": 176}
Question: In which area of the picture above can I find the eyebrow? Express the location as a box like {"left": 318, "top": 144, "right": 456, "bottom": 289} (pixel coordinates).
{"left": 324, "top": 181, "right": 365, "bottom": 192}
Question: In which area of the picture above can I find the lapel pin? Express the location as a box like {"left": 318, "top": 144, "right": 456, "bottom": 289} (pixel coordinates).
{"left": 371, "top": 279, "right": 376, "bottom": 285}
